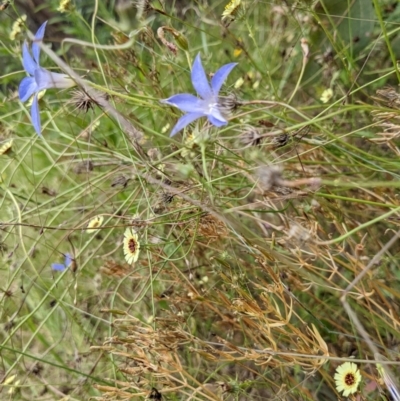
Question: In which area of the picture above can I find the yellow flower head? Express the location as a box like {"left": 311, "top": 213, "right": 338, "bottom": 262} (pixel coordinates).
{"left": 123, "top": 228, "right": 140, "bottom": 264}
{"left": 0, "top": 139, "right": 13, "bottom": 156}
{"left": 320, "top": 88, "right": 333, "bottom": 104}
{"left": 26, "top": 90, "right": 46, "bottom": 106}
{"left": 86, "top": 215, "right": 104, "bottom": 233}
{"left": 334, "top": 362, "right": 361, "bottom": 397}
{"left": 222, "top": 0, "right": 241, "bottom": 17}
{"left": 57, "top": 0, "right": 74, "bottom": 13}
{"left": 10, "top": 15, "right": 26, "bottom": 41}
{"left": 222, "top": 0, "right": 243, "bottom": 26}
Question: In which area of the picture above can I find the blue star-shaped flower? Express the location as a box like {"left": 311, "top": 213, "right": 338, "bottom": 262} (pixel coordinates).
{"left": 161, "top": 53, "right": 237, "bottom": 137}
{"left": 18, "top": 21, "right": 75, "bottom": 135}
{"left": 51, "top": 253, "right": 72, "bottom": 271}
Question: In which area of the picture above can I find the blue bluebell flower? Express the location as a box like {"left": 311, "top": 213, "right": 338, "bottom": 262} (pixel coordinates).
{"left": 18, "top": 21, "right": 75, "bottom": 135}
{"left": 161, "top": 53, "right": 237, "bottom": 137}
{"left": 51, "top": 253, "right": 72, "bottom": 271}
{"left": 377, "top": 360, "right": 400, "bottom": 401}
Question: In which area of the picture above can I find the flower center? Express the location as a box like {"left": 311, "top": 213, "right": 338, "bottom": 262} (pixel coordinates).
{"left": 128, "top": 239, "right": 137, "bottom": 253}
{"left": 207, "top": 99, "right": 219, "bottom": 114}
{"left": 204, "top": 96, "right": 227, "bottom": 122}
{"left": 344, "top": 373, "right": 355, "bottom": 386}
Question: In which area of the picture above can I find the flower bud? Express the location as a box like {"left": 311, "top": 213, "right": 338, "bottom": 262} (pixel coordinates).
{"left": 172, "top": 31, "right": 189, "bottom": 51}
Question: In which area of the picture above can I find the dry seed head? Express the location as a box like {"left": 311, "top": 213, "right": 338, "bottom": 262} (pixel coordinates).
{"left": 70, "top": 90, "right": 95, "bottom": 113}
{"left": 138, "top": 26, "right": 155, "bottom": 50}
{"left": 272, "top": 133, "right": 290, "bottom": 148}
{"left": 188, "top": 213, "right": 228, "bottom": 240}
{"left": 130, "top": 0, "right": 153, "bottom": 17}
{"left": 131, "top": 214, "right": 147, "bottom": 229}
{"left": 74, "top": 159, "right": 94, "bottom": 174}
{"left": 153, "top": 192, "right": 174, "bottom": 214}
{"left": 374, "top": 86, "right": 400, "bottom": 108}
{"left": 0, "top": 1, "right": 10, "bottom": 11}
{"left": 70, "top": 89, "right": 109, "bottom": 113}
{"left": 148, "top": 388, "right": 162, "bottom": 401}
{"left": 315, "top": 48, "right": 334, "bottom": 65}
{"left": 287, "top": 223, "right": 311, "bottom": 243}
{"left": 240, "top": 126, "right": 263, "bottom": 147}
{"left": 41, "top": 186, "right": 57, "bottom": 196}
{"left": 371, "top": 100, "right": 400, "bottom": 143}
{"left": 161, "top": 192, "right": 174, "bottom": 204}
{"left": 256, "top": 165, "right": 283, "bottom": 191}
{"left": 111, "top": 175, "right": 130, "bottom": 188}
{"left": 147, "top": 148, "right": 162, "bottom": 161}
{"left": 219, "top": 92, "right": 240, "bottom": 114}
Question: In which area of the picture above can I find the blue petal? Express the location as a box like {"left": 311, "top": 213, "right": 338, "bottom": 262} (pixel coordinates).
{"left": 161, "top": 94, "right": 206, "bottom": 113}
{"left": 64, "top": 253, "right": 72, "bottom": 267}
{"left": 34, "top": 68, "right": 74, "bottom": 91}
{"left": 191, "top": 53, "right": 212, "bottom": 100}
{"left": 208, "top": 113, "right": 228, "bottom": 127}
{"left": 19, "top": 76, "right": 37, "bottom": 102}
{"left": 22, "top": 42, "right": 37, "bottom": 75}
{"left": 32, "top": 21, "right": 48, "bottom": 64}
{"left": 208, "top": 105, "right": 227, "bottom": 126}
{"left": 388, "top": 386, "right": 400, "bottom": 401}
{"left": 31, "top": 94, "right": 41, "bottom": 135}
{"left": 211, "top": 62, "right": 237, "bottom": 94}
{"left": 170, "top": 112, "right": 205, "bottom": 137}
{"left": 51, "top": 263, "right": 66, "bottom": 271}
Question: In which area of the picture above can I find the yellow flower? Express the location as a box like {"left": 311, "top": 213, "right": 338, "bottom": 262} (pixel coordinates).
{"left": 57, "top": 0, "right": 74, "bottom": 13}
{"left": 320, "top": 88, "right": 333, "bottom": 103}
{"left": 86, "top": 215, "right": 104, "bottom": 233}
{"left": 221, "top": 0, "right": 243, "bottom": 26}
{"left": 334, "top": 362, "right": 361, "bottom": 397}
{"left": 234, "top": 77, "right": 244, "bottom": 89}
{"left": 233, "top": 48, "right": 242, "bottom": 58}
{"left": 26, "top": 90, "right": 46, "bottom": 106}
{"left": 181, "top": 133, "right": 196, "bottom": 158}
{"left": 9, "top": 15, "right": 26, "bottom": 41}
{"left": 0, "top": 139, "right": 13, "bottom": 156}
{"left": 222, "top": 0, "right": 241, "bottom": 17}
{"left": 123, "top": 228, "right": 140, "bottom": 264}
